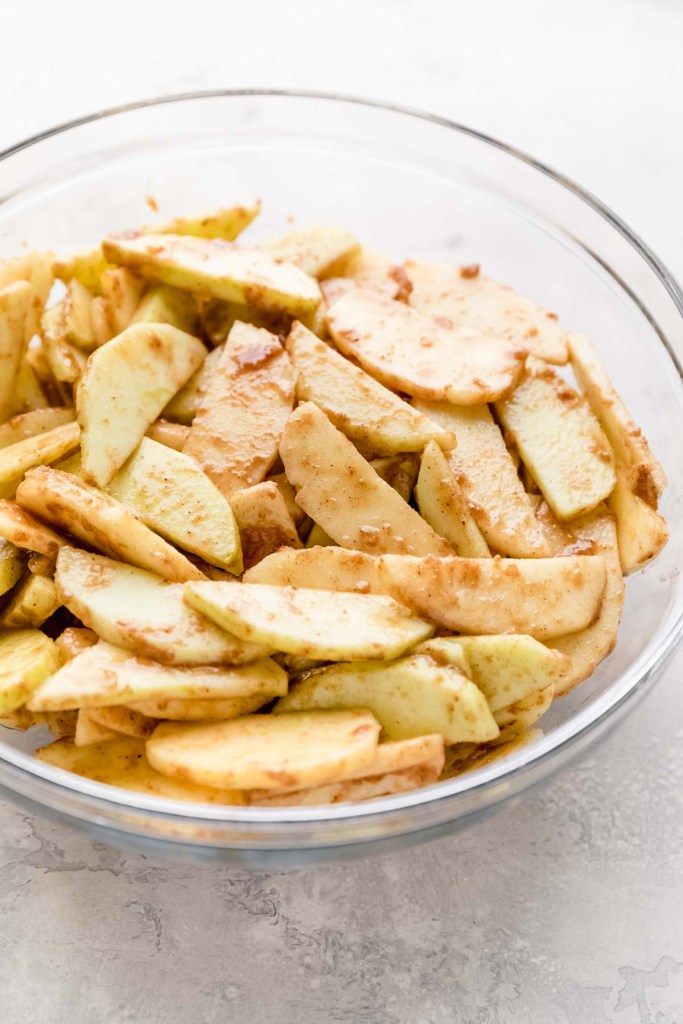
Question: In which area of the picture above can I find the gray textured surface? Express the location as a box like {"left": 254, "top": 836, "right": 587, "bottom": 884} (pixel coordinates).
{"left": 1, "top": 2, "right": 683, "bottom": 1020}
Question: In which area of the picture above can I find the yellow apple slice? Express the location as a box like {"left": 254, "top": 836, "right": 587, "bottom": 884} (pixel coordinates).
{"left": 0, "top": 629, "right": 61, "bottom": 716}
{"left": 229, "top": 480, "right": 302, "bottom": 570}
{"left": 260, "top": 225, "right": 360, "bottom": 278}
{"left": 414, "top": 441, "right": 491, "bottom": 557}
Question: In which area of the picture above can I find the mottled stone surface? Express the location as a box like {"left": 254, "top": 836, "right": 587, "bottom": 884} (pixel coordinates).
{"left": 1, "top": 2, "right": 683, "bottom": 1019}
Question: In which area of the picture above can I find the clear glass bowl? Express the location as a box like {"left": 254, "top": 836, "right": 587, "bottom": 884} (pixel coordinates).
{"left": 0, "top": 91, "right": 681, "bottom": 866}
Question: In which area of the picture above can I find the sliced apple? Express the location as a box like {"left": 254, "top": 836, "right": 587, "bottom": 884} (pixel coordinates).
{"left": 146, "top": 200, "right": 261, "bottom": 241}
{"left": 126, "top": 693, "right": 274, "bottom": 721}
{"left": 162, "top": 344, "right": 223, "bottom": 424}
{"left": 76, "top": 322, "right": 206, "bottom": 487}
{"left": 276, "top": 654, "right": 498, "bottom": 744}
{"left": 35, "top": 736, "right": 245, "bottom": 804}
{"left": 0, "top": 573, "right": 60, "bottom": 628}
{"left": 260, "top": 225, "right": 360, "bottom": 278}
{"left": 130, "top": 284, "right": 199, "bottom": 335}
{"left": 16, "top": 467, "right": 204, "bottom": 582}
{"left": 494, "top": 684, "right": 555, "bottom": 729}
{"left": 145, "top": 420, "right": 190, "bottom": 452}
{"left": 569, "top": 333, "right": 666, "bottom": 507}
{"left": 249, "top": 735, "right": 445, "bottom": 805}
{"left": 53, "top": 248, "right": 109, "bottom": 294}
{"left": 405, "top": 260, "right": 569, "bottom": 364}
{"left": 106, "top": 437, "right": 242, "bottom": 574}
{"left": 0, "top": 281, "right": 32, "bottom": 422}
{"left": 326, "top": 288, "right": 526, "bottom": 403}
{"left": 420, "top": 634, "right": 569, "bottom": 711}
{"left": 55, "top": 547, "right": 266, "bottom": 665}
{"left": 99, "top": 268, "right": 144, "bottom": 335}
{"left": 0, "top": 629, "right": 61, "bottom": 715}
{"left": 102, "top": 232, "right": 321, "bottom": 318}
{"left": 74, "top": 709, "right": 119, "bottom": 746}
{"left": 184, "top": 322, "right": 295, "bottom": 498}
{"left": 415, "top": 441, "right": 491, "bottom": 557}
{"left": 244, "top": 545, "right": 386, "bottom": 593}
{"left": 0, "top": 408, "right": 74, "bottom": 450}
{"left": 0, "top": 421, "right": 81, "bottom": 498}
{"left": 229, "top": 480, "right": 301, "bottom": 570}
{"left": 28, "top": 638, "right": 286, "bottom": 712}
{"left": 0, "top": 539, "right": 25, "bottom": 597}
{"left": 0, "top": 251, "right": 54, "bottom": 343}
{"left": 54, "top": 626, "right": 98, "bottom": 663}
{"left": 608, "top": 470, "right": 669, "bottom": 573}
{"left": 146, "top": 709, "right": 381, "bottom": 791}
{"left": 185, "top": 581, "right": 433, "bottom": 661}
{"left": 495, "top": 357, "right": 616, "bottom": 521}
{"left": 280, "top": 402, "right": 453, "bottom": 556}
{"left": 286, "top": 321, "right": 455, "bottom": 455}
{"left": 0, "top": 499, "right": 66, "bottom": 558}
{"left": 550, "top": 507, "right": 625, "bottom": 695}
{"left": 414, "top": 400, "right": 551, "bottom": 557}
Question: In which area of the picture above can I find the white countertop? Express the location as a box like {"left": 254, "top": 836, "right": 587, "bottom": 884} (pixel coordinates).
{"left": 1, "top": 2, "right": 682, "bottom": 1020}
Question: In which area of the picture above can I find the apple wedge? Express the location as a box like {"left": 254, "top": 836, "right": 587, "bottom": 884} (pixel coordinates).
{"left": 0, "top": 573, "right": 60, "bottom": 628}
{"left": 76, "top": 322, "right": 206, "bottom": 487}
{"left": 569, "top": 334, "right": 666, "bottom": 507}
{"left": 287, "top": 321, "right": 455, "bottom": 456}
{"left": 280, "top": 402, "right": 453, "bottom": 556}
{"left": 404, "top": 261, "right": 569, "bottom": 364}
{"left": 414, "top": 400, "right": 551, "bottom": 557}
{"left": 229, "top": 480, "right": 302, "bottom": 570}
{"left": 28, "top": 639, "right": 286, "bottom": 711}
{"left": 0, "top": 421, "right": 81, "bottom": 498}
{"left": 35, "top": 736, "right": 245, "bottom": 804}
{"left": 105, "top": 437, "right": 242, "bottom": 574}
{"left": 276, "top": 654, "right": 499, "bottom": 744}
{"left": 146, "top": 201, "right": 261, "bottom": 241}
{"left": 83, "top": 706, "right": 158, "bottom": 739}
{"left": 550, "top": 507, "right": 625, "bottom": 695}
{"left": 184, "top": 322, "right": 295, "bottom": 498}
{"left": 102, "top": 233, "right": 321, "bottom": 318}
{"left": 0, "top": 408, "right": 74, "bottom": 450}
{"left": 608, "top": 471, "right": 669, "bottom": 573}
{"left": 0, "top": 281, "right": 32, "bottom": 422}
{"left": 248, "top": 734, "right": 445, "bottom": 805}
{"left": 381, "top": 553, "right": 607, "bottom": 639}
{"left": 415, "top": 441, "right": 491, "bottom": 557}
{"left": 326, "top": 288, "right": 526, "bottom": 404}
{"left": 99, "top": 268, "right": 144, "bottom": 335}
{"left": 53, "top": 248, "right": 109, "bottom": 294}
{"left": 146, "top": 709, "right": 381, "bottom": 791}
{"left": 494, "top": 684, "right": 555, "bottom": 730}
{"left": 184, "top": 581, "right": 434, "bottom": 661}
{"left": 55, "top": 547, "right": 266, "bottom": 666}
{"left": 0, "top": 499, "right": 67, "bottom": 558}
{"left": 244, "top": 545, "right": 387, "bottom": 593}
{"left": 419, "top": 635, "right": 569, "bottom": 711}
{"left": 54, "top": 627, "right": 98, "bottom": 663}
{"left": 495, "top": 357, "right": 616, "bottom": 521}
{"left": 0, "top": 251, "right": 54, "bottom": 343}
{"left": 61, "top": 279, "right": 97, "bottom": 352}
{"left": 42, "top": 305, "right": 88, "bottom": 384}
{"left": 145, "top": 420, "right": 190, "bottom": 452}
{"left": 126, "top": 693, "right": 274, "bottom": 721}
{"left": 0, "top": 539, "right": 25, "bottom": 597}
{"left": 16, "top": 467, "right": 204, "bottom": 582}
{"left": 131, "top": 284, "right": 199, "bottom": 335}
{"left": 260, "top": 226, "right": 360, "bottom": 278}
{"left": 74, "top": 710, "right": 119, "bottom": 746}
{"left": 162, "top": 344, "right": 223, "bottom": 424}
{"left": 0, "top": 629, "right": 61, "bottom": 716}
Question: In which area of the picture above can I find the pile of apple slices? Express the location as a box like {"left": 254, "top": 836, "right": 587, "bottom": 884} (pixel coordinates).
{"left": 0, "top": 201, "right": 668, "bottom": 807}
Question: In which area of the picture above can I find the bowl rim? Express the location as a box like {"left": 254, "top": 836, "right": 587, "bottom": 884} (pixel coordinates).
{"left": 0, "top": 88, "right": 681, "bottom": 836}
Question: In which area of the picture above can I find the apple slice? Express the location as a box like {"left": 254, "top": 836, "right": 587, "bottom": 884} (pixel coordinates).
{"left": 146, "top": 709, "right": 381, "bottom": 791}
{"left": 184, "top": 322, "right": 295, "bottom": 498}
{"left": 0, "top": 499, "right": 66, "bottom": 558}
{"left": 280, "top": 402, "right": 453, "bottom": 557}
{"left": 0, "top": 629, "right": 61, "bottom": 716}
{"left": 404, "top": 260, "right": 569, "bottom": 364}
{"left": 0, "top": 281, "right": 32, "bottom": 422}
{"left": 228, "top": 480, "right": 302, "bottom": 570}
{"left": 260, "top": 226, "right": 360, "bottom": 278}
{"left": 608, "top": 471, "right": 668, "bottom": 573}
{"left": 495, "top": 357, "right": 616, "bottom": 521}
{"left": 28, "top": 639, "right": 286, "bottom": 711}
{"left": 414, "top": 441, "right": 491, "bottom": 557}
{"left": 287, "top": 321, "right": 455, "bottom": 455}
{"left": 0, "top": 421, "right": 80, "bottom": 498}
{"left": 102, "top": 232, "right": 321, "bottom": 318}
{"left": 55, "top": 547, "right": 266, "bottom": 666}
{"left": 76, "top": 322, "right": 206, "bottom": 487}
{"left": 326, "top": 288, "right": 526, "bottom": 404}
{"left": 185, "top": 581, "right": 434, "bottom": 661}
{"left": 16, "top": 467, "right": 204, "bottom": 582}
{"left": 146, "top": 200, "right": 261, "bottom": 241}
{"left": 106, "top": 437, "right": 242, "bottom": 574}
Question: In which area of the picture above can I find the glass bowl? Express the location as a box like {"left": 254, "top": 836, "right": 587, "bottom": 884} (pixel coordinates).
{"left": 0, "top": 91, "right": 681, "bottom": 866}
